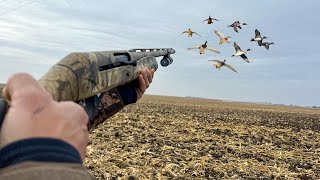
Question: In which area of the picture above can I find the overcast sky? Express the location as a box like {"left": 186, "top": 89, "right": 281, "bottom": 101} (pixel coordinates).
{"left": 0, "top": 0, "right": 319, "bottom": 106}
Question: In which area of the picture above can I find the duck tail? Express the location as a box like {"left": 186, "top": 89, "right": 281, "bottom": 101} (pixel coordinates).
{"left": 250, "top": 38, "right": 255, "bottom": 42}
{"left": 247, "top": 49, "right": 251, "bottom": 52}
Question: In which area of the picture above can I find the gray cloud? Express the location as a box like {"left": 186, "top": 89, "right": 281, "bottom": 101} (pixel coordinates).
{"left": 0, "top": 0, "right": 319, "bottom": 106}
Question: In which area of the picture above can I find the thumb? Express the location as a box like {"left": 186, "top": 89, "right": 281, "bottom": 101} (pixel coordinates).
{"left": 4, "top": 73, "right": 51, "bottom": 108}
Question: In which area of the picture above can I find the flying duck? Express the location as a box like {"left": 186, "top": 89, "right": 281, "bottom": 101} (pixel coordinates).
{"left": 251, "top": 29, "right": 267, "bottom": 45}
{"left": 260, "top": 42, "right": 275, "bottom": 50}
{"left": 202, "top": 15, "right": 220, "bottom": 24}
{"left": 232, "top": 42, "right": 251, "bottom": 63}
{"left": 214, "top": 30, "right": 231, "bottom": 45}
{"left": 208, "top": 59, "right": 238, "bottom": 73}
{"left": 181, "top": 28, "right": 201, "bottom": 37}
{"left": 187, "top": 41, "right": 221, "bottom": 55}
{"left": 228, "top": 21, "right": 248, "bottom": 33}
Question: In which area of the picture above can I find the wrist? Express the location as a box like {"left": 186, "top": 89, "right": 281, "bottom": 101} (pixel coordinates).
{"left": 0, "top": 138, "right": 82, "bottom": 169}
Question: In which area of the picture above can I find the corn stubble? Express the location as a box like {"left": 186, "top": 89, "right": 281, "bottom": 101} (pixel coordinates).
{"left": 85, "top": 95, "right": 320, "bottom": 179}
{"left": 0, "top": 84, "right": 319, "bottom": 179}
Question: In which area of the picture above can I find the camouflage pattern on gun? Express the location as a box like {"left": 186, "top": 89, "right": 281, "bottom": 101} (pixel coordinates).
{"left": 0, "top": 48, "right": 176, "bottom": 130}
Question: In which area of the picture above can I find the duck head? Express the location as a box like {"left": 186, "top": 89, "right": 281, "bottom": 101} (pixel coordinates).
{"left": 242, "top": 23, "right": 248, "bottom": 25}
{"left": 204, "top": 41, "right": 208, "bottom": 45}
{"left": 223, "top": 59, "right": 226, "bottom": 62}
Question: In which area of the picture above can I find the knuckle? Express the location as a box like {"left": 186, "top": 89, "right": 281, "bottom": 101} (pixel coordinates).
{"left": 8, "top": 73, "right": 33, "bottom": 83}
{"left": 17, "top": 86, "right": 50, "bottom": 103}
{"left": 72, "top": 103, "right": 88, "bottom": 122}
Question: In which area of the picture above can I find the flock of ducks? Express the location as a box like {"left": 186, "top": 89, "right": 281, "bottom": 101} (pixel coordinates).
{"left": 181, "top": 15, "right": 275, "bottom": 73}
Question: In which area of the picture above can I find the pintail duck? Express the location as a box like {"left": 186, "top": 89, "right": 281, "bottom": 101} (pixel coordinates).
{"left": 251, "top": 29, "right": 267, "bottom": 45}
{"left": 202, "top": 15, "right": 220, "bottom": 24}
{"left": 208, "top": 59, "right": 238, "bottom": 73}
{"left": 260, "top": 42, "right": 274, "bottom": 50}
{"left": 181, "top": 28, "right": 201, "bottom": 37}
{"left": 214, "top": 30, "right": 231, "bottom": 45}
{"left": 187, "top": 41, "right": 221, "bottom": 55}
{"left": 232, "top": 42, "right": 251, "bottom": 63}
{"left": 228, "top": 21, "right": 248, "bottom": 33}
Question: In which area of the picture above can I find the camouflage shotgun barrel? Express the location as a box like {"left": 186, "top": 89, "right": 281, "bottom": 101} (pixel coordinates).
{"left": 39, "top": 48, "right": 175, "bottom": 101}
{"left": 0, "top": 48, "right": 176, "bottom": 129}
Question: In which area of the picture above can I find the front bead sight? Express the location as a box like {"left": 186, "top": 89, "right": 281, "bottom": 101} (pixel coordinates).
{"left": 160, "top": 55, "right": 173, "bottom": 67}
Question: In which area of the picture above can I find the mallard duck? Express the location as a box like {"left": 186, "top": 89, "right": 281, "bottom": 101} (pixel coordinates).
{"left": 251, "top": 29, "right": 267, "bottom": 45}
{"left": 228, "top": 21, "right": 248, "bottom": 33}
{"left": 208, "top": 59, "right": 238, "bottom": 73}
{"left": 187, "top": 41, "right": 221, "bottom": 55}
{"left": 260, "top": 42, "right": 274, "bottom": 50}
{"left": 214, "top": 30, "right": 231, "bottom": 45}
{"left": 232, "top": 42, "right": 251, "bottom": 63}
{"left": 202, "top": 15, "right": 220, "bottom": 24}
{"left": 180, "top": 28, "right": 201, "bottom": 37}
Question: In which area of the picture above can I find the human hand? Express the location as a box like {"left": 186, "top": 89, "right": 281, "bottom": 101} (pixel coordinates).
{"left": 0, "top": 73, "right": 89, "bottom": 160}
{"left": 136, "top": 68, "right": 155, "bottom": 100}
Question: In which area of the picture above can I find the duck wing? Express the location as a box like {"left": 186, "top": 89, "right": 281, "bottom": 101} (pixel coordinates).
{"left": 224, "top": 63, "right": 238, "bottom": 73}
{"left": 233, "top": 26, "right": 239, "bottom": 33}
{"left": 208, "top": 60, "right": 222, "bottom": 63}
{"left": 187, "top": 45, "right": 201, "bottom": 50}
{"left": 255, "top": 29, "right": 261, "bottom": 38}
{"left": 180, "top": 31, "right": 188, "bottom": 35}
{"left": 206, "top": 46, "right": 221, "bottom": 54}
{"left": 193, "top": 31, "right": 202, "bottom": 37}
{"left": 202, "top": 18, "right": 209, "bottom": 23}
{"left": 214, "top": 30, "right": 224, "bottom": 39}
{"left": 240, "top": 54, "right": 250, "bottom": 63}
{"left": 234, "top": 42, "right": 242, "bottom": 51}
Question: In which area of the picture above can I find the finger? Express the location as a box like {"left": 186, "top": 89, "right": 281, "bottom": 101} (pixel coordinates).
{"left": 150, "top": 68, "right": 155, "bottom": 79}
{"left": 6, "top": 73, "right": 40, "bottom": 99}
{"left": 141, "top": 68, "right": 150, "bottom": 88}
{"left": 146, "top": 68, "right": 152, "bottom": 83}
{"left": 138, "top": 74, "right": 146, "bottom": 94}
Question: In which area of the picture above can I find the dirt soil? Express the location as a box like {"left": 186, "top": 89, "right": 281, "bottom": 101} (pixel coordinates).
{"left": 84, "top": 95, "right": 320, "bottom": 179}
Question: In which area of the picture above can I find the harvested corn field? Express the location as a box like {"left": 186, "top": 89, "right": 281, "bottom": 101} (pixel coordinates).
{"left": 85, "top": 95, "right": 320, "bottom": 179}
